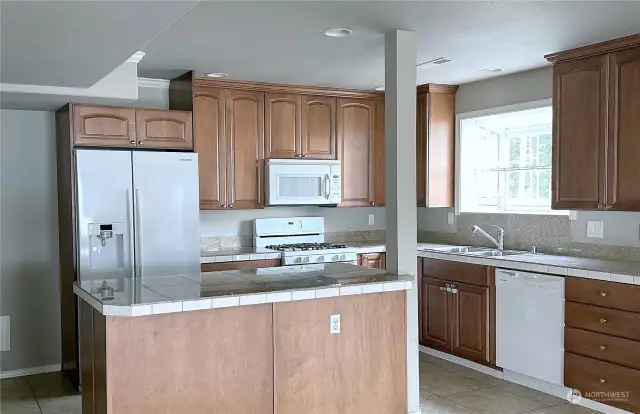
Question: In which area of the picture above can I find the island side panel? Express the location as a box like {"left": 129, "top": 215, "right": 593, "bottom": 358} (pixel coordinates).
{"left": 79, "top": 300, "right": 94, "bottom": 414}
{"left": 273, "top": 291, "right": 407, "bottom": 414}
{"left": 104, "top": 304, "right": 274, "bottom": 414}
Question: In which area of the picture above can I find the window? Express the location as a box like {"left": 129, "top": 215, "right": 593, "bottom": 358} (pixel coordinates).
{"left": 457, "top": 100, "right": 563, "bottom": 214}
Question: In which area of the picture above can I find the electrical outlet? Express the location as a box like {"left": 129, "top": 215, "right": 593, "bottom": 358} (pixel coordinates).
{"left": 0, "top": 315, "right": 10, "bottom": 352}
{"left": 447, "top": 212, "right": 454, "bottom": 226}
{"left": 330, "top": 314, "right": 340, "bottom": 334}
{"left": 368, "top": 213, "right": 375, "bottom": 226}
{"left": 587, "top": 220, "right": 604, "bottom": 238}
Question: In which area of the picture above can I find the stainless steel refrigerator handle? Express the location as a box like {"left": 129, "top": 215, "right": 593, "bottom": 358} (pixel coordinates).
{"left": 324, "top": 174, "right": 330, "bottom": 199}
{"left": 134, "top": 189, "right": 143, "bottom": 278}
{"left": 125, "top": 189, "right": 135, "bottom": 279}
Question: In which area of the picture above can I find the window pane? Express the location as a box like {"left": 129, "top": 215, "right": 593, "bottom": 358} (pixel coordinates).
{"left": 508, "top": 172, "right": 519, "bottom": 198}
{"left": 539, "top": 134, "right": 551, "bottom": 167}
{"left": 509, "top": 137, "right": 521, "bottom": 167}
{"left": 539, "top": 170, "right": 550, "bottom": 199}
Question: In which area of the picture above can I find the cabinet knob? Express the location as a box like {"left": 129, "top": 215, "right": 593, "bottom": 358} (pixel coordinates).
{"left": 599, "top": 318, "right": 607, "bottom": 324}
{"left": 138, "top": 141, "right": 142, "bottom": 145}
{"left": 302, "top": 154, "right": 308, "bottom": 158}
{"left": 600, "top": 291, "right": 608, "bottom": 297}
{"left": 606, "top": 205, "right": 612, "bottom": 210}
{"left": 130, "top": 140, "right": 135, "bottom": 144}
{"left": 228, "top": 204, "right": 234, "bottom": 208}
{"left": 221, "top": 204, "right": 227, "bottom": 208}
{"left": 599, "top": 345, "right": 607, "bottom": 351}
{"left": 599, "top": 377, "right": 607, "bottom": 384}
{"left": 597, "top": 204, "right": 604, "bottom": 210}
{"left": 439, "top": 287, "right": 448, "bottom": 291}
{"left": 371, "top": 202, "right": 375, "bottom": 206}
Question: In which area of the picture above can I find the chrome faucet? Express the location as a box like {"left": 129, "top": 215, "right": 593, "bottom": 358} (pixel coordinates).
{"left": 471, "top": 225, "right": 505, "bottom": 250}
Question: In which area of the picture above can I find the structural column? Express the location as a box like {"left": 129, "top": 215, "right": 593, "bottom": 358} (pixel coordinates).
{"left": 384, "top": 30, "right": 419, "bottom": 413}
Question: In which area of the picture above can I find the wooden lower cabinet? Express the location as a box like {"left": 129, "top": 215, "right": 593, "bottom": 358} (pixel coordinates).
{"left": 358, "top": 252, "right": 385, "bottom": 269}
{"left": 419, "top": 258, "right": 494, "bottom": 366}
{"left": 273, "top": 292, "right": 407, "bottom": 414}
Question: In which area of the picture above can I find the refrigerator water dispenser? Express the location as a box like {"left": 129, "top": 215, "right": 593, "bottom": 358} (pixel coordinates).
{"left": 88, "top": 223, "right": 125, "bottom": 272}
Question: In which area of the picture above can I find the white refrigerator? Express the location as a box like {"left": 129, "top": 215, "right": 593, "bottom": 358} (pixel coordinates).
{"left": 75, "top": 149, "right": 200, "bottom": 282}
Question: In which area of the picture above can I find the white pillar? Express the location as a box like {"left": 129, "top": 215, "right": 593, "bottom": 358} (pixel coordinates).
{"left": 384, "top": 30, "right": 419, "bottom": 413}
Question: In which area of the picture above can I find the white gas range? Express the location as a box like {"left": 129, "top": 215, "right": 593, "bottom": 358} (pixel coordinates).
{"left": 254, "top": 217, "right": 358, "bottom": 266}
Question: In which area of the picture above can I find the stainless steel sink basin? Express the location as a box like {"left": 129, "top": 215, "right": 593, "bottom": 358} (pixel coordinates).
{"left": 466, "top": 249, "right": 527, "bottom": 257}
{"left": 424, "top": 246, "right": 490, "bottom": 254}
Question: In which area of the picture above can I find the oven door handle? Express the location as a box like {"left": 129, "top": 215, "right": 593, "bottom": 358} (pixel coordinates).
{"left": 324, "top": 174, "right": 330, "bottom": 199}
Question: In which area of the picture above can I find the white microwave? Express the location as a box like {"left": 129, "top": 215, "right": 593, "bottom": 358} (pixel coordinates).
{"left": 266, "top": 159, "right": 341, "bottom": 206}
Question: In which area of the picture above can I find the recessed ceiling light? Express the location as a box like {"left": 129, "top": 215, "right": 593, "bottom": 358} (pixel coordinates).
{"left": 481, "top": 68, "right": 504, "bottom": 73}
{"left": 205, "top": 72, "right": 228, "bottom": 78}
{"left": 323, "top": 27, "right": 354, "bottom": 38}
{"left": 375, "top": 86, "right": 385, "bottom": 91}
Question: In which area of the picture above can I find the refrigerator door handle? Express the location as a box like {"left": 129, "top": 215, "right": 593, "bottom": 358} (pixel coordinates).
{"left": 125, "top": 189, "right": 135, "bottom": 279}
{"left": 134, "top": 189, "right": 143, "bottom": 278}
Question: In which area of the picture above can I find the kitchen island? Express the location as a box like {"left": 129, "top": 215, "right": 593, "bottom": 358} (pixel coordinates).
{"left": 74, "top": 263, "right": 412, "bottom": 414}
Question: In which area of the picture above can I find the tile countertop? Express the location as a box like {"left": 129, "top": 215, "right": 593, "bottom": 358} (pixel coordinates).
{"left": 74, "top": 263, "right": 414, "bottom": 317}
{"left": 200, "top": 246, "right": 282, "bottom": 263}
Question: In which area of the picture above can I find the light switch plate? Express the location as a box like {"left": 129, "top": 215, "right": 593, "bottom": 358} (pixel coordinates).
{"left": 587, "top": 220, "right": 604, "bottom": 238}
{"left": 0, "top": 315, "right": 10, "bottom": 352}
{"left": 447, "top": 212, "right": 455, "bottom": 226}
{"left": 368, "top": 213, "right": 375, "bottom": 226}
{"left": 330, "top": 314, "right": 340, "bottom": 334}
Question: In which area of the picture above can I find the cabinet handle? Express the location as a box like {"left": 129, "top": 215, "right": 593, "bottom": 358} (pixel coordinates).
{"left": 606, "top": 205, "right": 612, "bottom": 210}
{"left": 130, "top": 140, "right": 135, "bottom": 144}
{"left": 599, "top": 318, "right": 607, "bottom": 324}
{"left": 439, "top": 287, "right": 448, "bottom": 291}
{"left": 599, "top": 345, "right": 607, "bottom": 351}
{"left": 599, "top": 377, "right": 606, "bottom": 384}
{"left": 597, "top": 204, "right": 604, "bottom": 210}
{"left": 600, "top": 291, "right": 608, "bottom": 297}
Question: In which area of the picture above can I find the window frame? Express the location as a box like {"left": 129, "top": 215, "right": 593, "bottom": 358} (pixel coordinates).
{"left": 454, "top": 98, "right": 566, "bottom": 216}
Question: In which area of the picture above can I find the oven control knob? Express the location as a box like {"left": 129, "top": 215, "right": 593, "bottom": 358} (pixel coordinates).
{"left": 333, "top": 255, "right": 340, "bottom": 261}
{"left": 340, "top": 254, "right": 346, "bottom": 261}
{"left": 303, "top": 257, "right": 310, "bottom": 263}
{"left": 295, "top": 257, "right": 302, "bottom": 264}
{"left": 317, "top": 256, "right": 324, "bottom": 262}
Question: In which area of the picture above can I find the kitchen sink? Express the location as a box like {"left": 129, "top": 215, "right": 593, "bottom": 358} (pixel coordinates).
{"left": 466, "top": 249, "right": 527, "bottom": 257}
{"left": 424, "top": 246, "right": 490, "bottom": 254}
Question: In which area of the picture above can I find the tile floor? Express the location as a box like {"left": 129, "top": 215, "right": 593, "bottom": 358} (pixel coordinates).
{"left": 0, "top": 372, "right": 80, "bottom": 414}
{"left": 0, "top": 353, "right": 604, "bottom": 414}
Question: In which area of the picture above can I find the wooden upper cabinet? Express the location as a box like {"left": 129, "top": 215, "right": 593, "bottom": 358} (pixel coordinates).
{"left": 422, "top": 277, "right": 452, "bottom": 351}
{"left": 135, "top": 109, "right": 193, "bottom": 150}
{"left": 552, "top": 55, "right": 608, "bottom": 210}
{"left": 301, "top": 95, "right": 337, "bottom": 160}
{"left": 607, "top": 46, "right": 640, "bottom": 211}
{"left": 337, "top": 98, "right": 375, "bottom": 207}
{"left": 72, "top": 105, "right": 136, "bottom": 147}
{"left": 416, "top": 86, "right": 456, "bottom": 207}
{"left": 194, "top": 87, "right": 227, "bottom": 209}
{"left": 225, "top": 89, "right": 265, "bottom": 209}
{"left": 450, "top": 282, "right": 489, "bottom": 364}
{"left": 265, "top": 92, "right": 300, "bottom": 159}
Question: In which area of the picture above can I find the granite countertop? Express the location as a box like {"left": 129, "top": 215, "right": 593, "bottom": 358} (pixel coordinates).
{"left": 74, "top": 263, "right": 414, "bottom": 317}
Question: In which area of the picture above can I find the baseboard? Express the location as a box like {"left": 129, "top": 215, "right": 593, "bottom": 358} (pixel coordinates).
{"left": 0, "top": 364, "right": 61, "bottom": 379}
{"left": 419, "top": 345, "right": 503, "bottom": 378}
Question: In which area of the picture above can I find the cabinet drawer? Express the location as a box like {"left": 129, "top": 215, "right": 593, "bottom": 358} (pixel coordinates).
{"left": 565, "top": 352, "right": 640, "bottom": 413}
{"left": 565, "top": 327, "right": 640, "bottom": 370}
{"left": 566, "top": 302, "right": 640, "bottom": 341}
{"left": 421, "top": 258, "right": 490, "bottom": 287}
{"left": 566, "top": 277, "right": 640, "bottom": 312}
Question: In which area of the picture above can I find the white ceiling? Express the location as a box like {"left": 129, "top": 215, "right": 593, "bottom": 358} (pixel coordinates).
{"left": 138, "top": 1, "right": 640, "bottom": 89}
{"left": 0, "top": 0, "right": 197, "bottom": 87}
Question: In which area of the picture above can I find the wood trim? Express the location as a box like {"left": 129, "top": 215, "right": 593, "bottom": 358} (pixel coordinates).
{"left": 488, "top": 268, "right": 496, "bottom": 366}
{"left": 169, "top": 71, "right": 195, "bottom": 111}
{"left": 545, "top": 33, "right": 640, "bottom": 63}
{"left": 417, "top": 83, "right": 459, "bottom": 95}
{"left": 194, "top": 77, "right": 382, "bottom": 99}
{"left": 201, "top": 259, "right": 281, "bottom": 272}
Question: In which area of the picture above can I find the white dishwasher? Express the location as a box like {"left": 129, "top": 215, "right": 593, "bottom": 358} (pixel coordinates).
{"left": 496, "top": 268, "right": 565, "bottom": 385}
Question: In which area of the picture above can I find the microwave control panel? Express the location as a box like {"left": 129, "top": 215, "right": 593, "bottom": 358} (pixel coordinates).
{"left": 329, "top": 163, "right": 341, "bottom": 203}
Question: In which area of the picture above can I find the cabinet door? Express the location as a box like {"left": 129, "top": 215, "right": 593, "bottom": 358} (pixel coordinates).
{"left": 552, "top": 55, "right": 608, "bottom": 210}
{"left": 226, "top": 89, "right": 265, "bottom": 210}
{"left": 72, "top": 105, "right": 136, "bottom": 147}
{"left": 426, "top": 92, "right": 455, "bottom": 207}
{"left": 417, "top": 258, "right": 423, "bottom": 346}
{"left": 607, "top": 46, "right": 640, "bottom": 211}
{"left": 135, "top": 109, "right": 193, "bottom": 150}
{"left": 422, "top": 277, "right": 452, "bottom": 351}
{"left": 451, "top": 282, "right": 489, "bottom": 364}
{"left": 265, "top": 92, "right": 300, "bottom": 159}
{"left": 372, "top": 97, "right": 385, "bottom": 206}
{"left": 358, "top": 253, "right": 385, "bottom": 269}
{"left": 194, "top": 87, "right": 227, "bottom": 209}
{"left": 337, "top": 98, "right": 375, "bottom": 207}
{"left": 301, "top": 95, "right": 337, "bottom": 160}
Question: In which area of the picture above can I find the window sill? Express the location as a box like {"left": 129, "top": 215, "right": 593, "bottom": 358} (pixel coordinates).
{"left": 459, "top": 210, "right": 569, "bottom": 216}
